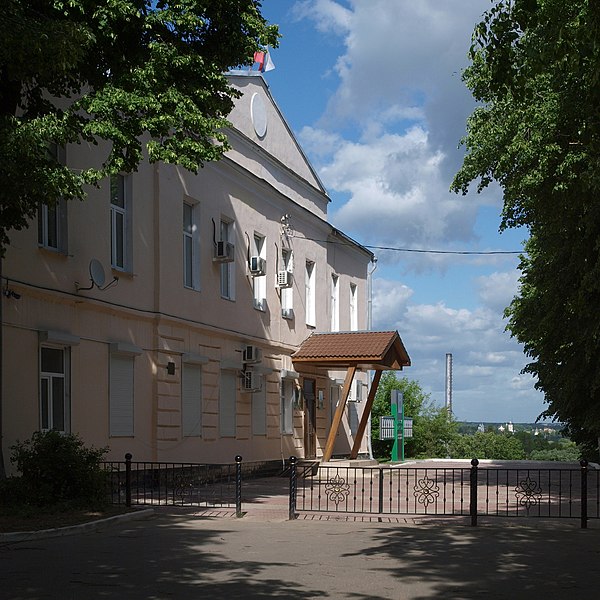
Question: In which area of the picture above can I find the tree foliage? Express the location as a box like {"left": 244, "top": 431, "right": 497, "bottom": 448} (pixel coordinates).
{"left": 0, "top": 0, "right": 279, "bottom": 250}
{"left": 452, "top": 0, "right": 600, "bottom": 454}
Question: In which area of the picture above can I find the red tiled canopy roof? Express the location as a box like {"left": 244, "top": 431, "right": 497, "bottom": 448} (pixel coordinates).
{"left": 292, "top": 331, "right": 411, "bottom": 371}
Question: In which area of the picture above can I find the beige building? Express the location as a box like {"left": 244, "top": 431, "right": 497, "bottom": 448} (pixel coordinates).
{"left": 1, "top": 73, "right": 377, "bottom": 470}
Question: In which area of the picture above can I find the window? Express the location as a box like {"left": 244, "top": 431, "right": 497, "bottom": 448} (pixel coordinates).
{"left": 220, "top": 219, "right": 235, "bottom": 300}
{"left": 219, "top": 370, "right": 237, "bottom": 437}
{"left": 331, "top": 274, "right": 339, "bottom": 332}
{"left": 280, "top": 378, "right": 295, "bottom": 435}
{"left": 350, "top": 283, "right": 358, "bottom": 331}
{"left": 110, "top": 174, "right": 132, "bottom": 271}
{"left": 252, "top": 233, "right": 266, "bottom": 310}
{"left": 40, "top": 346, "right": 69, "bottom": 432}
{"left": 183, "top": 202, "right": 200, "bottom": 289}
{"left": 38, "top": 144, "right": 67, "bottom": 253}
{"left": 109, "top": 343, "right": 141, "bottom": 437}
{"left": 305, "top": 260, "right": 316, "bottom": 327}
{"left": 182, "top": 362, "right": 202, "bottom": 437}
{"left": 281, "top": 249, "right": 293, "bottom": 318}
{"left": 252, "top": 386, "right": 267, "bottom": 435}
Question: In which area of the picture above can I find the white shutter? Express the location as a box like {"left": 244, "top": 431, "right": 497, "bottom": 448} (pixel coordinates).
{"left": 182, "top": 363, "right": 202, "bottom": 437}
{"left": 252, "top": 386, "right": 267, "bottom": 435}
{"left": 110, "top": 354, "right": 134, "bottom": 436}
{"left": 219, "top": 371, "right": 237, "bottom": 437}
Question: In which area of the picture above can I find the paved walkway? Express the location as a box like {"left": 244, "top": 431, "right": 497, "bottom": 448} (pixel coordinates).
{"left": 2, "top": 462, "right": 599, "bottom": 599}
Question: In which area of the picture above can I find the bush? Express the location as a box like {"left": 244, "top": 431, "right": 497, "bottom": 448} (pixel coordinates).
{"left": 5, "top": 431, "right": 108, "bottom": 510}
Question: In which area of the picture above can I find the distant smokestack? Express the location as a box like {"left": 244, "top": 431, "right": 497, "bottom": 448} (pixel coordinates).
{"left": 445, "top": 353, "right": 453, "bottom": 416}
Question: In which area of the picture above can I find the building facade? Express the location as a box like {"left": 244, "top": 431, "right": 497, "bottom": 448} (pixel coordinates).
{"left": 1, "top": 74, "right": 374, "bottom": 470}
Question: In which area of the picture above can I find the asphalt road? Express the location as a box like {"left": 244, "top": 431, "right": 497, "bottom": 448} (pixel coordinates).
{"left": 2, "top": 510, "right": 600, "bottom": 600}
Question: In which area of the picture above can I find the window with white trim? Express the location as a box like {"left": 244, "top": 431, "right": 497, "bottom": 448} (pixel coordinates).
{"left": 347, "top": 401, "right": 359, "bottom": 436}
{"left": 305, "top": 260, "right": 316, "bottom": 327}
{"left": 110, "top": 174, "right": 132, "bottom": 271}
{"left": 183, "top": 201, "right": 200, "bottom": 290}
{"left": 252, "top": 233, "right": 266, "bottom": 310}
{"left": 38, "top": 143, "right": 68, "bottom": 253}
{"left": 219, "top": 370, "right": 237, "bottom": 437}
{"left": 182, "top": 362, "right": 202, "bottom": 436}
{"left": 350, "top": 283, "right": 358, "bottom": 331}
{"left": 331, "top": 274, "right": 339, "bottom": 332}
{"left": 109, "top": 344, "right": 141, "bottom": 437}
{"left": 281, "top": 249, "right": 293, "bottom": 317}
{"left": 40, "top": 346, "right": 69, "bottom": 432}
{"left": 220, "top": 219, "right": 235, "bottom": 300}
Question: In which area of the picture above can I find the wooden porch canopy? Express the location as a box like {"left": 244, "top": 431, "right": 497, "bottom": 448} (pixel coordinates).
{"left": 292, "top": 331, "right": 411, "bottom": 462}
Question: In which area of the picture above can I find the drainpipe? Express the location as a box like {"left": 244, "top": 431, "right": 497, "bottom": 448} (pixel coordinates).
{"left": 366, "top": 258, "right": 378, "bottom": 460}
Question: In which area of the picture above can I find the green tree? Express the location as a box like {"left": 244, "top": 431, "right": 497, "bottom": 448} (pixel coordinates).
{"left": 452, "top": 0, "right": 600, "bottom": 458}
{"left": 0, "top": 0, "right": 279, "bottom": 251}
{"left": 412, "top": 405, "right": 459, "bottom": 459}
{"left": 450, "top": 431, "right": 525, "bottom": 461}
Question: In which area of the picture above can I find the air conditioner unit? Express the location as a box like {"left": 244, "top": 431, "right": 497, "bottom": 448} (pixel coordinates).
{"left": 213, "top": 241, "right": 235, "bottom": 262}
{"left": 243, "top": 344, "right": 262, "bottom": 363}
{"left": 281, "top": 307, "right": 294, "bottom": 319}
{"left": 242, "top": 369, "right": 262, "bottom": 392}
{"left": 277, "top": 270, "right": 293, "bottom": 288}
{"left": 249, "top": 256, "right": 266, "bottom": 276}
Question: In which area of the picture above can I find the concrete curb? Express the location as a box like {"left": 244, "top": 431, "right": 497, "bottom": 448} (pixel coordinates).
{"left": 0, "top": 508, "right": 155, "bottom": 543}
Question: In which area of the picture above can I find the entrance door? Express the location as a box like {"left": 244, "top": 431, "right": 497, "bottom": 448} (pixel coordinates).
{"left": 303, "top": 378, "right": 317, "bottom": 459}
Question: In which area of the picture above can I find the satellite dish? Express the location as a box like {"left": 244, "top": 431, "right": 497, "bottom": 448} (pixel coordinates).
{"left": 89, "top": 259, "right": 106, "bottom": 288}
{"left": 75, "top": 258, "right": 118, "bottom": 292}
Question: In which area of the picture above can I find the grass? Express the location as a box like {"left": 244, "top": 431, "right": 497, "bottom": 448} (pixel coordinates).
{"left": 0, "top": 505, "right": 137, "bottom": 533}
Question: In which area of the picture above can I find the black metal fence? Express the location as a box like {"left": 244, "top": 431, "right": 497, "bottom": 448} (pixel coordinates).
{"left": 102, "top": 454, "right": 256, "bottom": 516}
{"left": 289, "top": 458, "right": 599, "bottom": 528}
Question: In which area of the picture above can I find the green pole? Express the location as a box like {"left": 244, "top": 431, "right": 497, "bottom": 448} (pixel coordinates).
{"left": 391, "top": 403, "right": 398, "bottom": 462}
{"left": 401, "top": 394, "right": 405, "bottom": 462}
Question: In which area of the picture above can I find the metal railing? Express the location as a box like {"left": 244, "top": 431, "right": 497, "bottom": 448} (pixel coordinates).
{"left": 102, "top": 454, "right": 246, "bottom": 516}
{"left": 288, "top": 458, "right": 599, "bottom": 528}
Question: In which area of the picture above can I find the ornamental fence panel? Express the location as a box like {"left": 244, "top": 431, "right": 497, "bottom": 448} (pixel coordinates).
{"left": 288, "top": 458, "right": 599, "bottom": 528}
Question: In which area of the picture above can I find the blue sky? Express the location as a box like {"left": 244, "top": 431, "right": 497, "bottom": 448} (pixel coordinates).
{"left": 260, "top": 0, "right": 546, "bottom": 423}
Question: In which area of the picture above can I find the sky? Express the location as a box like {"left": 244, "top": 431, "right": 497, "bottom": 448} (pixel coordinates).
{"left": 259, "top": 0, "right": 547, "bottom": 423}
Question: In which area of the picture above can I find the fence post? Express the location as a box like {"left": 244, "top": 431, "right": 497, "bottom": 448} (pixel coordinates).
{"left": 580, "top": 459, "right": 588, "bottom": 529}
{"left": 378, "top": 468, "right": 384, "bottom": 514}
{"left": 125, "top": 453, "right": 132, "bottom": 508}
{"left": 470, "top": 458, "right": 479, "bottom": 527}
{"left": 289, "top": 456, "right": 298, "bottom": 520}
{"left": 235, "top": 455, "right": 243, "bottom": 518}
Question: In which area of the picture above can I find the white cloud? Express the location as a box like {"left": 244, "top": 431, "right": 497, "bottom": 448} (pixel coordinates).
{"left": 371, "top": 277, "right": 545, "bottom": 422}
{"left": 293, "top": 0, "right": 498, "bottom": 267}
{"left": 476, "top": 270, "right": 520, "bottom": 314}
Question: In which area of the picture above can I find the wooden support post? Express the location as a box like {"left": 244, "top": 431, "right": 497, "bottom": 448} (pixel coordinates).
{"left": 322, "top": 366, "right": 356, "bottom": 463}
{"left": 349, "top": 369, "right": 382, "bottom": 459}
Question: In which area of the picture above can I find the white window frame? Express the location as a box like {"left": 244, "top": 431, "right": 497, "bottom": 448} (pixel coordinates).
{"left": 109, "top": 343, "right": 141, "bottom": 437}
{"left": 305, "top": 260, "right": 316, "bottom": 327}
{"left": 252, "top": 233, "right": 267, "bottom": 311}
{"left": 182, "top": 362, "right": 203, "bottom": 437}
{"left": 219, "top": 369, "right": 237, "bottom": 437}
{"left": 220, "top": 219, "right": 236, "bottom": 300}
{"left": 331, "top": 274, "right": 340, "bottom": 332}
{"left": 350, "top": 283, "right": 358, "bottom": 331}
{"left": 39, "top": 345, "right": 70, "bottom": 433}
{"left": 281, "top": 249, "right": 294, "bottom": 316}
{"left": 183, "top": 201, "right": 200, "bottom": 290}
{"left": 110, "top": 174, "right": 132, "bottom": 272}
